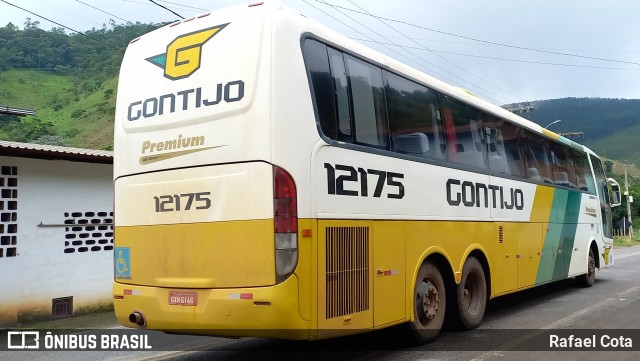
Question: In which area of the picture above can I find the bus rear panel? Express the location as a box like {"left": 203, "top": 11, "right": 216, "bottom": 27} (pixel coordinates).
{"left": 112, "top": 3, "right": 309, "bottom": 338}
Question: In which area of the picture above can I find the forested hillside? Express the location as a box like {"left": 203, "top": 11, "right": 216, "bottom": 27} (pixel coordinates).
{"left": 511, "top": 98, "right": 640, "bottom": 164}
{"left": 0, "top": 19, "right": 162, "bottom": 149}
{"left": 520, "top": 98, "right": 640, "bottom": 142}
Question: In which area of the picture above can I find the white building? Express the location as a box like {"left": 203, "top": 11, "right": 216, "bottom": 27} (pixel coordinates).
{"left": 0, "top": 141, "right": 113, "bottom": 326}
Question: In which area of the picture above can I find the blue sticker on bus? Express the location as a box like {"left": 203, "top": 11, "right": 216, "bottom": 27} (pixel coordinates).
{"left": 115, "top": 247, "right": 131, "bottom": 279}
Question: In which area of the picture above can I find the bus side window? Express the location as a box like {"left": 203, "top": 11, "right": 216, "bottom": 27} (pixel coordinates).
{"left": 549, "top": 143, "right": 577, "bottom": 188}
{"left": 522, "top": 131, "right": 552, "bottom": 183}
{"left": 523, "top": 145, "right": 541, "bottom": 181}
{"left": 441, "top": 95, "right": 487, "bottom": 170}
{"left": 302, "top": 39, "right": 337, "bottom": 140}
{"left": 344, "top": 55, "right": 388, "bottom": 149}
{"left": 384, "top": 71, "right": 444, "bottom": 160}
{"left": 327, "top": 48, "right": 352, "bottom": 142}
{"left": 483, "top": 114, "right": 525, "bottom": 177}
{"left": 574, "top": 150, "right": 595, "bottom": 193}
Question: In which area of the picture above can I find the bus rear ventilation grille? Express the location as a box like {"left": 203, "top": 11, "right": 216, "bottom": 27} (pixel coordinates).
{"left": 325, "top": 226, "right": 369, "bottom": 319}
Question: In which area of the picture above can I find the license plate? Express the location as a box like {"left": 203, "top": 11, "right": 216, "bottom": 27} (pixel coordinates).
{"left": 168, "top": 291, "right": 198, "bottom": 306}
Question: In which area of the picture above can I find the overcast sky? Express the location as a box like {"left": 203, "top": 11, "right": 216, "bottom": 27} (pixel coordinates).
{"left": 2, "top": 0, "right": 640, "bottom": 105}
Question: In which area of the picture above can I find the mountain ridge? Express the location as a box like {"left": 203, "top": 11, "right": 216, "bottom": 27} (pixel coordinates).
{"left": 0, "top": 21, "right": 638, "bottom": 163}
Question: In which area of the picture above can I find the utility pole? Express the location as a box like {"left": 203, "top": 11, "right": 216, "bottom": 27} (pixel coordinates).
{"left": 625, "top": 166, "right": 633, "bottom": 240}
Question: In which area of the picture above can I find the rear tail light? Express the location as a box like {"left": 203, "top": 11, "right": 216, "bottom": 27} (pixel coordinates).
{"left": 273, "top": 166, "right": 298, "bottom": 283}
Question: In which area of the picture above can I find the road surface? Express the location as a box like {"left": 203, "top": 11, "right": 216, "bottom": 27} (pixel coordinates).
{"left": 4, "top": 246, "right": 640, "bottom": 361}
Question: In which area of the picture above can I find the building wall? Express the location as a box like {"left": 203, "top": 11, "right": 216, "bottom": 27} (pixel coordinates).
{"left": 0, "top": 155, "right": 113, "bottom": 326}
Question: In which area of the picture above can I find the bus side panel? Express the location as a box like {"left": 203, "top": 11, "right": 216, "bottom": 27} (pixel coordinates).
{"left": 567, "top": 192, "right": 604, "bottom": 276}
{"left": 372, "top": 221, "right": 406, "bottom": 328}
{"left": 313, "top": 146, "right": 492, "bottom": 220}
{"left": 505, "top": 184, "right": 553, "bottom": 292}
{"left": 491, "top": 222, "right": 542, "bottom": 295}
{"left": 529, "top": 188, "right": 606, "bottom": 285}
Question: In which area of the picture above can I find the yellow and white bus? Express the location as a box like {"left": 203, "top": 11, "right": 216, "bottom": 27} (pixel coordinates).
{"left": 113, "top": 1, "right": 621, "bottom": 343}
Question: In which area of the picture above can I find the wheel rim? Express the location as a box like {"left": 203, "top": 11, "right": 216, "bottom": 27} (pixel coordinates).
{"left": 462, "top": 270, "right": 482, "bottom": 316}
{"left": 416, "top": 277, "right": 440, "bottom": 327}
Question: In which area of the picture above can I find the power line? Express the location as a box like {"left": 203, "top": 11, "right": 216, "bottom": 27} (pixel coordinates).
{"left": 350, "top": 38, "right": 640, "bottom": 71}
{"left": 300, "top": 1, "right": 468, "bottom": 94}
{"left": 121, "top": 0, "right": 202, "bottom": 13}
{"left": 343, "top": 30, "right": 640, "bottom": 55}
{"left": 74, "top": 0, "right": 132, "bottom": 24}
{"left": 311, "top": 0, "right": 510, "bottom": 104}
{"left": 31, "top": 0, "right": 102, "bottom": 27}
{"left": 6, "top": 66, "right": 121, "bottom": 70}
{"left": 0, "top": 0, "right": 123, "bottom": 51}
{"left": 147, "top": 0, "right": 184, "bottom": 19}
{"left": 156, "top": 0, "right": 207, "bottom": 12}
{"left": 340, "top": 29, "right": 640, "bottom": 56}
{"left": 321, "top": 1, "right": 640, "bottom": 67}
{"left": 345, "top": 0, "right": 526, "bottom": 102}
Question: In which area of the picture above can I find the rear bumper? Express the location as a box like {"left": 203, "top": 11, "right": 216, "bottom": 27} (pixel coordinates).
{"left": 113, "top": 274, "right": 310, "bottom": 339}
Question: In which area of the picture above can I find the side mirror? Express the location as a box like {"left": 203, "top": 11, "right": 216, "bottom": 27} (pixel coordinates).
{"left": 608, "top": 178, "right": 622, "bottom": 207}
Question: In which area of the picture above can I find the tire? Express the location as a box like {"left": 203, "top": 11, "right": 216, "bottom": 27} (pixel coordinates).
{"left": 452, "top": 256, "right": 487, "bottom": 330}
{"left": 408, "top": 262, "right": 446, "bottom": 344}
{"left": 576, "top": 248, "right": 596, "bottom": 287}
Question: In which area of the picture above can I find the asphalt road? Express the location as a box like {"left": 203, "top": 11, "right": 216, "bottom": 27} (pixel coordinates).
{"left": 5, "top": 245, "right": 640, "bottom": 361}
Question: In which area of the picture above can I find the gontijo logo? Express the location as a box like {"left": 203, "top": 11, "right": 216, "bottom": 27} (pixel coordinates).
{"left": 146, "top": 23, "right": 228, "bottom": 80}
{"left": 127, "top": 22, "right": 244, "bottom": 122}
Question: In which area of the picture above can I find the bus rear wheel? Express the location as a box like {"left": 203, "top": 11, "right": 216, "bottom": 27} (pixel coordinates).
{"left": 576, "top": 248, "right": 596, "bottom": 287}
{"left": 408, "top": 261, "right": 446, "bottom": 344}
{"left": 454, "top": 256, "right": 487, "bottom": 330}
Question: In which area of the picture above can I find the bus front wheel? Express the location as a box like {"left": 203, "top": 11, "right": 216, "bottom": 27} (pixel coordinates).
{"left": 454, "top": 256, "right": 487, "bottom": 330}
{"left": 409, "top": 261, "right": 446, "bottom": 344}
{"left": 576, "top": 248, "right": 596, "bottom": 287}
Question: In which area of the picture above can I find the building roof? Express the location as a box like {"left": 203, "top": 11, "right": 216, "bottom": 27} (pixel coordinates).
{"left": 0, "top": 140, "right": 113, "bottom": 164}
{"left": 0, "top": 104, "right": 36, "bottom": 117}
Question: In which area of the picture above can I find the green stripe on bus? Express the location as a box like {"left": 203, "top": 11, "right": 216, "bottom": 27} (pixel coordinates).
{"left": 536, "top": 189, "right": 582, "bottom": 284}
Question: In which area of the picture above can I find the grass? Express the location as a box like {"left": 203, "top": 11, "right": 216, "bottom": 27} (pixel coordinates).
{"left": 613, "top": 236, "right": 640, "bottom": 247}
{"left": 589, "top": 124, "right": 640, "bottom": 169}
{"left": 48, "top": 76, "right": 117, "bottom": 149}
{"left": 0, "top": 69, "right": 116, "bottom": 149}
{"left": 0, "top": 69, "right": 74, "bottom": 109}
{"left": 18, "top": 311, "right": 118, "bottom": 330}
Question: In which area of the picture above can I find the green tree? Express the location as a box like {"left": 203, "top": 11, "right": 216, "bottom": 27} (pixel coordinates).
{"left": 6, "top": 117, "right": 56, "bottom": 142}
{"left": 33, "top": 134, "right": 66, "bottom": 146}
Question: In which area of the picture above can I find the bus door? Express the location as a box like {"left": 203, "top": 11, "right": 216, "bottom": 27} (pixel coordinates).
{"left": 492, "top": 223, "right": 517, "bottom": 294}
{"left": 492, "top": 221, "right": 542, "bottom": 294}
{"left": 490, "top": 175, "right": 544, "bottom": 293}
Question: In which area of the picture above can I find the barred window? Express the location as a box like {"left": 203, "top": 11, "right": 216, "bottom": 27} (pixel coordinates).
{"left": 64, "top": 211, "right": 114, "bottom": 253}
{"left": 0, "top": 165, "right": 18, "bottom": 258}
